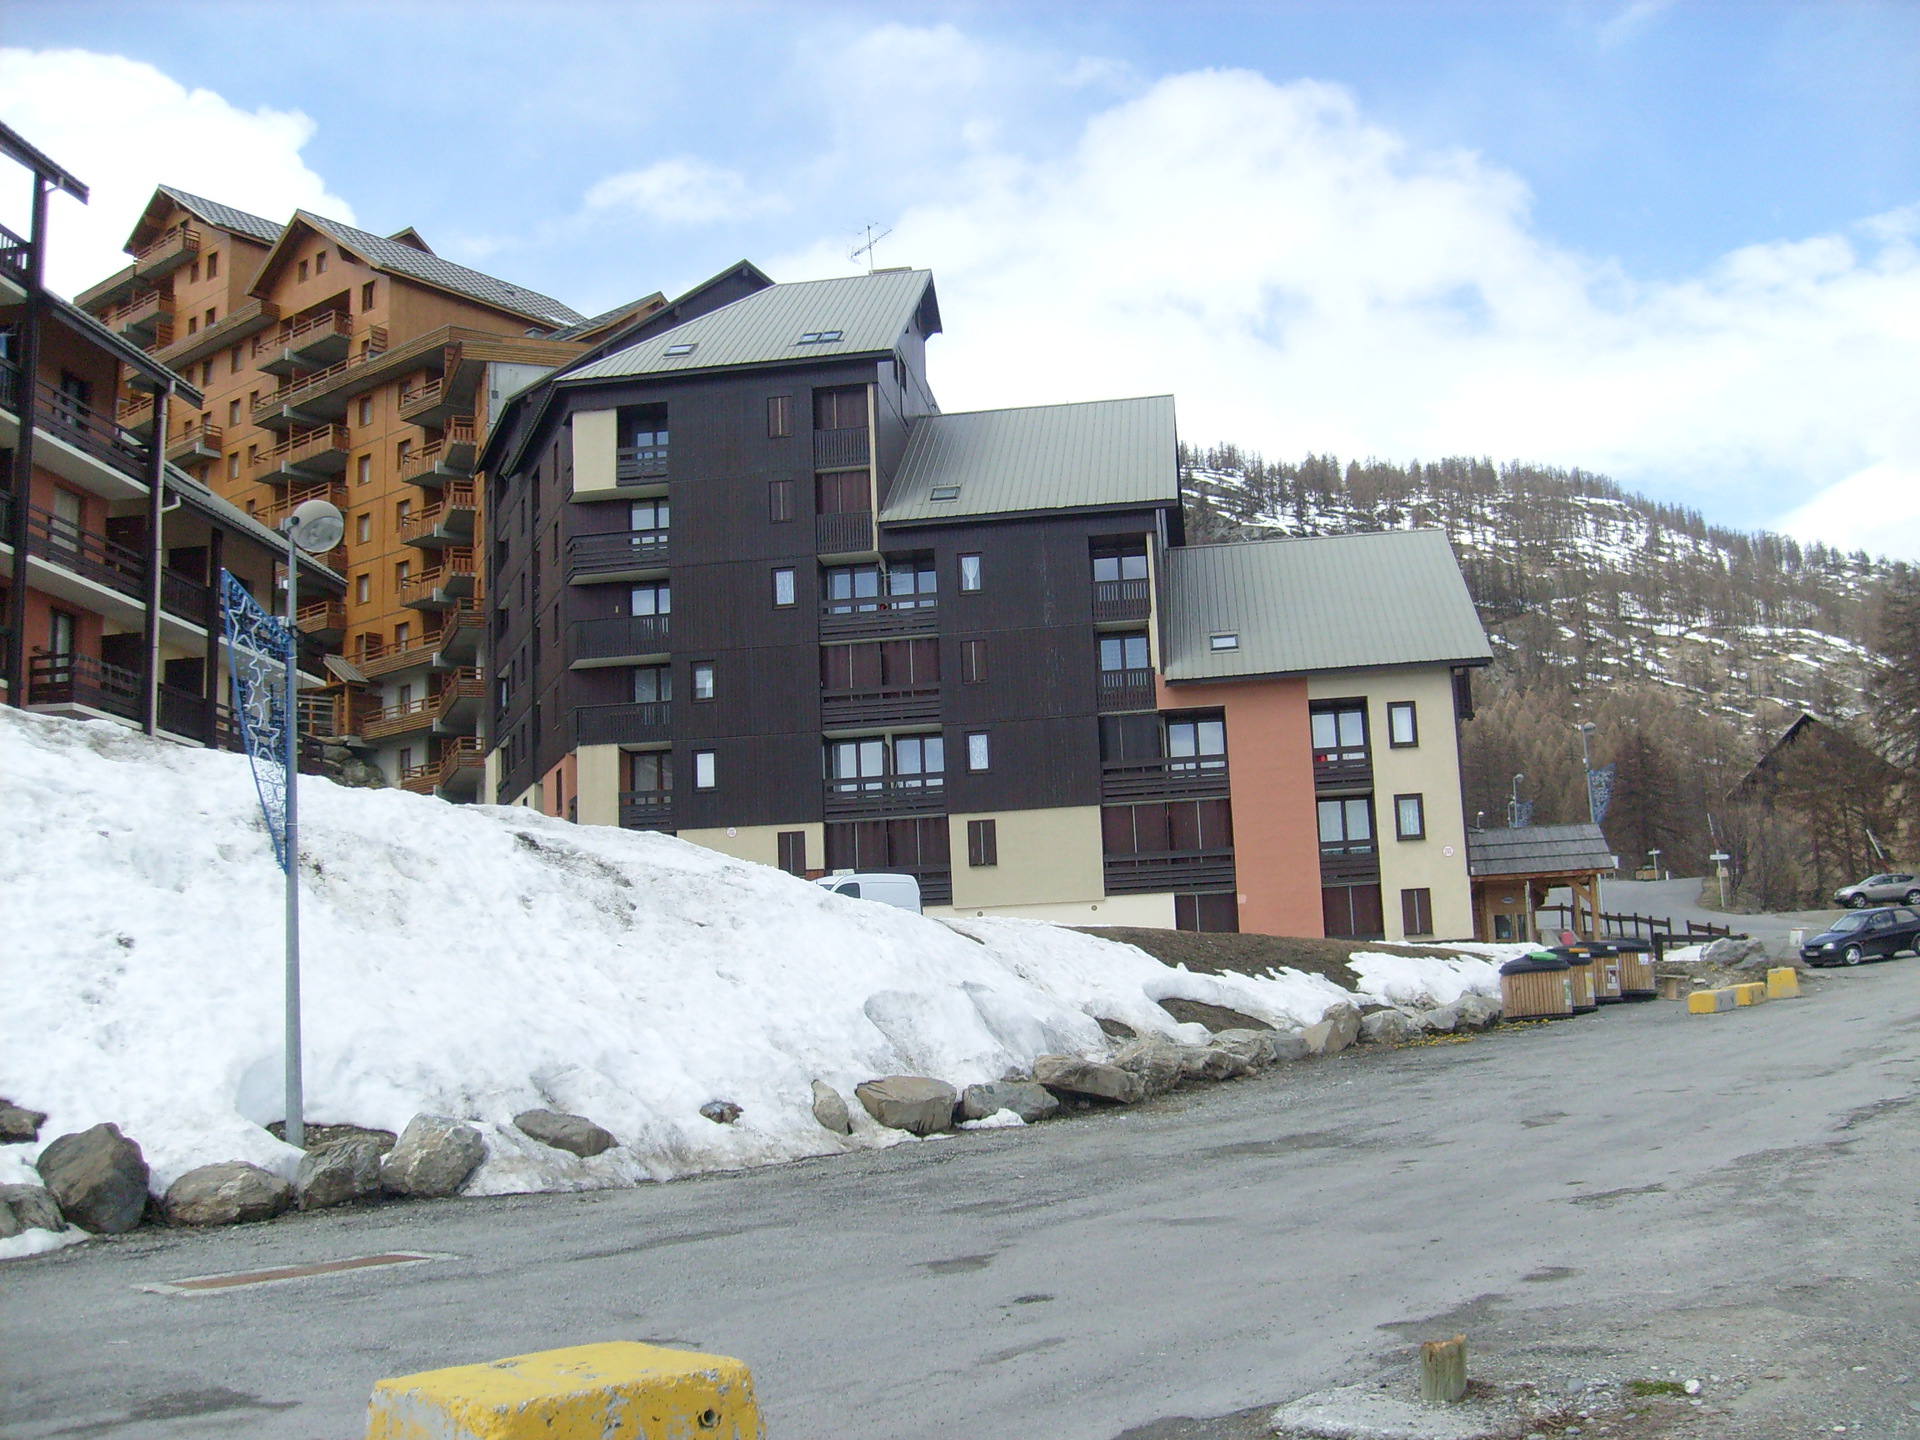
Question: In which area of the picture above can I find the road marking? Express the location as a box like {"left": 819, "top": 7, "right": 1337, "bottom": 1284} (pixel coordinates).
{"left": 137, "top": 1251, "right": 451, "bottom": 1297}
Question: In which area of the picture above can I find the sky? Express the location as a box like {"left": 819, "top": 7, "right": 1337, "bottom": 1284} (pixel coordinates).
{"left": 2, "top": 0, "right": 1917, "bottom": 560}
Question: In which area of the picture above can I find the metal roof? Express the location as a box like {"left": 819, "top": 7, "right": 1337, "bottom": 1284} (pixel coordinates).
{"left": 153, "top": 185, "right": 283, "bottom": 246}
{"left": 880, "top": 396, "right": 1179, "bottom": 525}
{"left": 1162, "top": 529, "right": 1492, "bottom": 680}
{"left": 48, "top": 292, "right": 202, "bottom": 405}
{"left": 293, "top": 212, "right": 585, "bottom": 328}
{"left": 560, "top": 269, "right": 937, "bottom": 383}
{"left": 1467, "top": 824, "right": 1614, "bottom": 879}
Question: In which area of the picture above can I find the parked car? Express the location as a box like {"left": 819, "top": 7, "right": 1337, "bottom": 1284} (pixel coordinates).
{"left": 814, "top": 872, "right": 923, "bottom": 914}
{"left": 1800, "top": 906, "right": 1920, "bottom": 966}
{"left": 1834, "top": 872, "right": 1919, "bottom": 908}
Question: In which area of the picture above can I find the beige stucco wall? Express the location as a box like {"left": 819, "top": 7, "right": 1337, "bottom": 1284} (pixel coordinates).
{"left": 570, "top": 409, "right": 618, "bottom": 497}
{"left": 572, "top": 745, "right": 623, "bottom": 826}
{"left": 678, "top": 821, "right": 827, "bottom": 872}
{"left": 1308, "top": 666, "right": 1474, "bottom": 940}
{"left": 483, "top": 747, "right": 502, "bottom": 804}
{"left": 927, "top": 893, "right": 1175, "bottom": 927}
{"left": 946, "top": 806, "right": 1106, "bottom": 910}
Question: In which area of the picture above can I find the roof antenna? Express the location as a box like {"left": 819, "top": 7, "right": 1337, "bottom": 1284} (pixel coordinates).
{"left": 849, "top": 222, "right": 893, "bottom": 273}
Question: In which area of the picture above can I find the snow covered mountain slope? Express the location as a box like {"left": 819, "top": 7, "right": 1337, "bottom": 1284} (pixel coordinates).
{"left": 0, "top": 708, "right": 1499, "bottom": 1220}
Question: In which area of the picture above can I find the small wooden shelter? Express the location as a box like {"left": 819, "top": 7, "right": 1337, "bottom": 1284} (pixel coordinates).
{"left": 1467, "top": 823, "right": 1614, "bottom": 943}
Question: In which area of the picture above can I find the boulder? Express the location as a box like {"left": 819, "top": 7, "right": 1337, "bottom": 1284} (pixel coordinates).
{"left": 296, "top": 1135, "right": 387, "bottom": 1211}
{"left": 1424, "top": 1006, "right": 1460, "bottom": 1034}
{"left": 1360, "top": 1010, "right": 1423, "bottom": 1046}
{"left": 959, "top": 1081, "right": 1060, "bottom": 1124}
{"left": 1157, "top": 999, "right": 1276, "bottom": 1032}
{"left": 0, "top": 1184, "right": 65, "bottom": 1238}
{"left": 513, "top": 1109, "right": 616, "bottom": 1158}
{"left": 1702, "top": 935, "right": 1768, "bottom": 968}
{"left": 1032, "top": 1055, "right": 1146, "bottom": 1104}
{"left": 1212, "top": 1028, "right": 1283, "bottom": 1066}
{"left": 1454, "top": 995, "right": 1502, "bottom": 1029}
{"left": 1267, "top": 1030, "right": 1312, "bottom": 1063}
{"left": 380, "top": 1115, "right": 486, "bottom": 1199}
{"left": 699, "top": 1100, "right": 743, "bottom": 1126}
{"left": 810, "top": 1081, "right": 852, "bottom": 1135}
{"left": 1189, "top": 1045, "right": 1255, "bottom": 1081}
{"left": 1111, "top": 1038, "right": 1189, "bottom": 1095}
{"left": 0, "top": 1102, "right": 47, "bottom": 1144}
{"left": 163, "top": 1162, "right": 292, "bottom": 1227}
{"left": 1301, "top": 1003, "right": 1362, "bottom": 1056}
{"left": 855, "top": 1077, "right": 957, "bottom": 1136}
{"left": 35, "top": 1123, "right": 149, "bottom": 1234}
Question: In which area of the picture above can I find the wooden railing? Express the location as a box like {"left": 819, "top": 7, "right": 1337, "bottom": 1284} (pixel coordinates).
{"left": 362, "top": 694, "right": 436, "bottom": 740}
{"left": 615, "top": 443, "right": 668, "bottom": 481}
{"left": 251, "top": 423, "right": 349, "bottom": 482}
{"left": 102, "top": 287, "right": 172, "bottom": 335}
{"left": 813, "top": 425, "right": 870, "bottom": 469}
{"left": 26, "top": 652, "right": 143, "bottom": 721}
{"left": 0, "top": 220, "right": 28, "bottom": 282}
{"left": 1537, "top": 905, "right": 1733, "bottom": 946}
{"left": 619, "top": 789, "right": 674, "bottom": 829}
{"left": 396, "top": 550, "right": 477, "bottom": 606}
{"left": 24, "top": 502, "right": 142, "bottom": 597}
{"left": 253, "top": 308, "right": 351, "bottom": 359}
{"left": 253, "top": 326, "right": 389, "bottom": 419}
{"left": 820, "top": 684, "right": 941, "bottom": 728}
{"left": 1103, "top": 847, "right": 1236, "bottom": 895}
{"left": 396, "top": 481, "right": 477, "bottom": 542}
{"left": 399, "top": 736, "right": 484, "bottom": 795}
{"left": 435, "top": 667, "right": 485, "bottom": 725}
{"left": 1092, "top": 577, "right": 1151, "bottom": 623}
{"left": 296, "top": 599, "right": 347, "bottom": 634}
{"left": 164, "top": 417, "right": 223, "bottom": 461}
{"left": 399, "top": 424, "right": 478, "bottom": 483}
{"left": 1100, "top": 756, "right": 1230, "bottom": 801}
{"left": 35, "top": 379, "right": 153, "bottom": 482}
{"left": 356, "top": 634, "right": 439, "bottom": 678}
{"left": 822, "top": 775, "right": 945, "bottom": 817}
{"left": 817, "top": 593, "right": 936, "bottom": 641}
{"left": 1096, "top": 668, "right": 1156, "bottom": 713}
{"left": 566, "top": 529, "right": 668, "bottom": 577}
{"left": 133, "top": 223, "right": 198, "bottom": 271}
{"left": 397, "top": 377, "right": 443, "bottom": 415}
{"left": 1312, "top": 751, "right": 1372, "bottom": 789}
{"left": 815, "top": 510, "right": 873, "bottom": 555}
{"left": 577, "top": 700, "right": 671, "bottom": 746}
{"left": 257, "top": 477, "right": 347, "bottom": 530}
{"left": 570, "top": 613, "right": 670, "bottom": 661}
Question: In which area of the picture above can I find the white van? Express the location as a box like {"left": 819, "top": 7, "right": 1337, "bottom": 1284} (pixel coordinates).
{"left": 814, "top": 872, "right": 922, "bottom": 914}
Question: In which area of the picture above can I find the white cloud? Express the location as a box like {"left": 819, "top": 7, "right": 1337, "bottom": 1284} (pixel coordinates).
{"left": 773, "top": 66, "right": 1920, "bottom": 560}
{"left": 0, "top": 50, "right": 352, "bottom": 296}
{"left": 583, "top": 157, "right": 782, "bottom": 226}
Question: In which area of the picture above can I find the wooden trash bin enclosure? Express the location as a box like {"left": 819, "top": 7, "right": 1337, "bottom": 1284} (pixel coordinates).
{"left": 1499, "top": 954, "right": 1574, "bottom": 1020}
{"left": 1612, "top": 940, "right": 1657, "bottom": 999}
{"left": 1552, "top": 942, "right": 1622, "bottom": 1003}
{"left": 1561, "top": 951, "right": 1598, "bottom": 1012}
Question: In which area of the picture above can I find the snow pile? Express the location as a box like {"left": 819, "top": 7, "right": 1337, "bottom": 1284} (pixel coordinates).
{"left": 1346, "top": 949, "right": 1502, "bottom": 1008}
{"left": 1, "top": 707, "right": 1496, "bottom": 1234}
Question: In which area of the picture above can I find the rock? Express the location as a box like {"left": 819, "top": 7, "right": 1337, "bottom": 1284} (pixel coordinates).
{"left": 1267, "top": 1030, "right": 1312, "bottom": 1063}
{"left": 1190, "top": 1045, "right": 1255, "bottom": 1081}
{"left": 1361, "top": 1010, "right": 1423, "bottom": 1046}
{"left": 513, "top": 1108, "right": 616, "bottom": 1157}
{"left": 0, "top": 1184, "right": 65, "bottom": 1237}
{"left": 295, "top": 1135, "right": 387, "bottom": 1211}
{"left": 855, "top": 1077, "right": 958, "bottom": 1135}
{"left": 1156, "top": 999, "right": 1276, "bottom": 1032}
{"left": 1032, "top": 1055, "right": 1146, "bottom": 1104}
{"left": 1212, "top": 1028, "right": 1281, "bottom": 1066}
{"left": 35, "top": 1123, "right": 149, "bottom": 1234}
{"left": 1425, "top": 1005, "right": 1461, "bottom": 1033}
{"left": 0, "top": 1102, "right": 47, "bottom": 1143}
{"left": 380, "top": 1115, "right": 486, "bottom": 1199}
{"left": 1301, "top": 1002, "right": 1362, "bottom": 1055}
{"left": 1701, "top": 936, "right": 1767, "bottom": 968}
{"left": 1095, "top": 1017, "right": 1138, "bottom": 1040}
{"left": 1111, "top": 1038, "right": 1189, "bottom": 1095}
{"left": 810, "top": 1081, "right": 852, "bottom": 1135}
{"left": 163, "top": 1162, "right": 292, "bottom": 1227}
{"left": 1454, "top": 995, "right": 1503, "bottom": 1029}
{"left": 699, "top": 1100, "right": 743, "bottom": 1126}
{"left": 960, "top": 1081, "right": 1060, "bottom": 1124}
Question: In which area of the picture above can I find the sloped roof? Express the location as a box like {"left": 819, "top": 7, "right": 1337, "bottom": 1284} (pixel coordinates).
{"left": 560, "top": 269, "right": 938, "bottom": 383}
{"left": 48, "top": 292, "right": 202, "bottom": 405}
{"left": 880, "top": 396, "right": 1179, "bottom": 525}
{"left": 151, "top": 185, "right": 283, "bottom": 247}
{"left": 1162, "top": 529, "right": 1492, "bottom": 681}
{"left": 1468, "top": 823, "right": 1614, "bottom": 879}
{"left": 548, "top": 293, "right": 666, "bottom": 343}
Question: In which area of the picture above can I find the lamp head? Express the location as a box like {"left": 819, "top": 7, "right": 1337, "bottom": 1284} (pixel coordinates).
{"left": 283, "top": 499, "right": 345, "bottom": 555}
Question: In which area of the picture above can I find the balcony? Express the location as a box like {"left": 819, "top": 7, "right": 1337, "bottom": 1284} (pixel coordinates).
{"left": 619, "top": 789, "right": 674, "bottom": 831}
{"left": 0, "top": 220, "right": 28, "bottom": 294}
{"left": 251, "top": 326, "right": 389, "bottom": 428}
{"left": 576, "top": 700, "right": 671, "bottom": 747}
{"left": 616, "top": 441, "right": 669, "bottom": 483}
{"left": 398, "top": 419, "right": 478, "bottom": 487}
{"left": 817, "top": 594, "right": 936, "bottom": 641}
{"left": 296, "top": 692, "right": 345, "bottom": 740}
{"left": 165, "top": 417, "right": 222, "bottom": 465}
{"left": 30, "top": 379, "right": 154, "bottom": 489}
{"left": 253, "top": 310, "right": 353, "bottom": 376}
{"left": 26, "top": 652, "right": 142, "bottom": 724}
{"left": 1093, "top": 577, "right": 1152, "bottom": 625}
{"left": 102, "top": 288, "right": 173, "bottom": 345}
{"left": 822, "top": 774, "right": 945, "bottom": 818}
{"left": 1318, "top": 843, "right": 1381, "bottom": 885}
{"left": 1097, "top": 667, "right": 1156, "bottom": 713}
{"left": 1312, "top": 750, "right": 1373, "bottom": 791}
{"left": 356, "top": 633, "right": 440, "bottom": 679}
{"left": 296, "top": 598, "right": 347, "bottom": 644}
{"left": 1103, "top": 847, "right": 1237, "bottom": 896}
{"left": 566, "top": 529, "right": 668, "bottom": 581}
{"left": 821, "top": 683, "right": 941, "bottom": 730}
{"left": 24, "top": 502, "right": 142, "bottom": 598}
{"left": 814, "top": 425, "right": 871, "bottom": 470}
{"left": 251, "top": 424, "right": 350, "bottom": 486}
{"left": 569, "top": 613, "right": 670, "bottom": 665}
{"left": 398, "top": 551, "right": 478, "bottom": 611}
{"left": 114, "top": 390, "right": 158, "bottom": 439}
{"left": 433, "top": 603, "right": 485, "bottom": 665}
{"left": 1099, "top": 756, "right": 1231, "bottom": 802}
{"left": 257, "top": 479, "right": 348, "bottom": 533}
{"left": 398, "top": 377, "right": 462, "bottom": 428}
{"left": 158, "top": 680, "right": 220, "bottom": 745}
{"left": 362, "top": 694, "right": 436, "bottom": 741}
{"left": 399, "top": 737, "right": 485, "bottom": 800}
{"left": 159, "top": 565, "right": 213, "bottom": 627}
{"left": 153, "top": 297, "right": 280, "bottom": 372}
{"left": 435, "top": 667, "right": 485, "bottom": 732}
{"left": 133, "top": 223, "right": 199, "bottom": 279}
{"left": 397, "top": 481, "right": 478, "bottom": 549}
{"left": 815, "top": 509, "right": 874, "bottom": 557}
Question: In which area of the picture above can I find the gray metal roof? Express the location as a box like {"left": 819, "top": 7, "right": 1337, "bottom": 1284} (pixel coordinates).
{"left": 880, "top": 396, "right": 1179, "bottom": 525}
{"left": 155, "top": 185, "right": 283, "bottom": 246}
{"left": 1467, "top": 823, "right": 1614, "bottom": 879}
{"left": 560, "top": 269, "right": 937, "bottom": 383}
{"left": 1162, "top": 529, "right": 1492, "bottom": 681}
{"left": 296, "top": 212, "right": 584, "bottom": 328}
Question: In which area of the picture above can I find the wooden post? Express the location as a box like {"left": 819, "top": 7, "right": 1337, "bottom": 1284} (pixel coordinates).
{"left": 1420, "top": 1335, "right": 1468, "bottom": 1403}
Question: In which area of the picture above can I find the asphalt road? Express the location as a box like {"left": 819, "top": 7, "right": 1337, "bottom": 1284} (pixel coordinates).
{"left": 1547, "top": 875, "right": 1848, "bottom": 955}
{"left": 5, "top": 962, "right": 1919, "bottom": 1440}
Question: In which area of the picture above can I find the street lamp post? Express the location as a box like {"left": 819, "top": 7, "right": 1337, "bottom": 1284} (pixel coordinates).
{"left": 1507, "top": 773, "right": 1526, "bottom": 828}
{"left": 1575, "top": 722, "right": 1598, "bottom": 824}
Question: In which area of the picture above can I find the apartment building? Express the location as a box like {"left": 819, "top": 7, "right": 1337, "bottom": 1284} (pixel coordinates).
{"left": 2, "top": 124, "right": 339, "bottom": 744}
{"left": 481, "top": 267, "right": 1492, "bottom": 939}
{"left": 73, "top": 186, "right": 681, "bottom": 795}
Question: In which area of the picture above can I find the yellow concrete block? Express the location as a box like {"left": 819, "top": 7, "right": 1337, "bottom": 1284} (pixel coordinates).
{"left": 1767, "top": 967, "right": 1801, "bottom": 999}
{"left": 1687, "top": 988, "right": 1735, "bottom": 1014}
{"left": 366, "top": 1342, "right": 759, "bottom": 1440}
{"left": 1732, "top": 982, "right": 1768, "bottom": 1006}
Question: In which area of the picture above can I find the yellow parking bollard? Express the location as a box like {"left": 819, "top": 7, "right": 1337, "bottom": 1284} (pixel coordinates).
{"left": 1687, "top": 988, "right": 1736, "bottom": 1014}
{"left": 1766, "top": 967, "right": 1801, "bottom": 999}
{"left": 1732, "top": 982, "right": 1768, "bottom": 1006}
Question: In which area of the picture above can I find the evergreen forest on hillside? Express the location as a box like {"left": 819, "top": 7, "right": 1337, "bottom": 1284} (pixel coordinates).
{"left": 1177, "top": 444, "right": 1920, "bottom": 909}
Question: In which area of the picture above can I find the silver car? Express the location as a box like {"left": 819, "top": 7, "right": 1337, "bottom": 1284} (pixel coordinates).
{"left": 1835, "top": 872, "right": 1920, "bottom": 908}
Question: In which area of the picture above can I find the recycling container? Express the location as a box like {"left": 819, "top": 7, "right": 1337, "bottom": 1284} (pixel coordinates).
{"left": 1612, "top": 940, "right": 1657, "bottom": 999}
{"left": 1499, "top": 953, "right": 1574, "bottom": 1020}
{"left": 1560, "top": 950, "right": 1598, "bottom": 1012}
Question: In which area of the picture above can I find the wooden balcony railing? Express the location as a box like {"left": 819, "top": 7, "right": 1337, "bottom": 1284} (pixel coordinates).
{"left": 114, "top": 390, "right": 156, "bottom": 432}
{"left": 253, "top": 308, "right": 352, "bottom": 360}
{"left": 26, "top": 651, "right": 143, "bottom": 722}
{"left": 257, "top": 477, "right": 348, "bottom": 531}
{"left": 566, "top": 529, "right": 669, "bottom": 578}
{"left": 570, "top": 613, "right": 670, "bottom": 663}
{"left": 397, "top": 377, "right": 444, "bottom": 418}
{"left": 813, "top": 426, "right": 871, "bottom": 469}
{"left": 252, "top": 326, "right": 389, "bottom": 422}
{"left": 817, "top": 594, "right": 936, "bottom": 641}
{"left": 34, "top": 379, "right": 153, "bottom": 483}
{"left": 399, "top": 736, "right": 484, "bottom": 796}
{"left": 822, "top": 775, "right": 945, "bottom": 817}
{"left": 24, "top": 502, "right": 142, "bottom": 597}
{"left": 355, "top": 633, "right": 439, "bottom": 678}
{"left": 1093, "top": 577, "right": 1152, "bottom": 623}
{"left": 164, "top": 417, "right": 222, "bottom": 463}
{"left": 397, "top": 550, "right": 477, "bottom": 608}
{"left": 815, "top": 510, "right": 873, "bottom": 556}
{"left": 1312, "top": 751, "right": 1373, "bottom": 789}
{"left": 251, "top": 423, "right": 350, "bottom": 484}
{"left": 1097, "top": 667, "right": 1156, "bottom": 713}
{"left": 615, "top": 443, "right": 669, "bottom": 482}
{"left": 1100, "top": 756, "right": 1230, "bottom": 801}
{"left": 362, "top": 694, "right": 437, "bottom": 740}
{"left": 295, "top": 599, "right": 347, "bottom": 636}
{"left": 1318, "top": 843, "right": 1381, "bottom": 885}
{"left": 102, "top": 287, "right": 173, "bottom": 339}
{"left": 435, "top": 667, "right": 485, "bottom": 727}
{"left": 396, "top": 480, "right": 478, "bottom": 544}
{"left": 1103, "top": 847, "right": 1237, "bottom": 896}
{"left": 133, "top": 223, "right": 198, "bottom": 275}
{"left": 577, "top": 700, "right": 671, "bottom": 746}
{"left": 619, "top": 789, "right": 674, "bottom": 830}
{"left": 820, "top": 684, "right": 941, "bottom": 729}
{"left": 0, "top": 220, "right": 29, "bottom": 283}
{"left": 398, "top": 420, "right": 479, "bottom": 485}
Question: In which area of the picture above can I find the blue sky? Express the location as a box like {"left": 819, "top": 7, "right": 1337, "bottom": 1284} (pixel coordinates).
{"left": 4, "top": 1, "right": 1918, "bottom": 558}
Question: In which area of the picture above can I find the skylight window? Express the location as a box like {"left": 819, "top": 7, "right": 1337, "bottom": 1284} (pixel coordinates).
{"left": 796, "top": 329, "right": 844, "bottom": 344}
{"left": 929, "top": 485, "right": 961, "bottom": 502}
{"left": 1209, "top": 632, "right": 1240, "bottom": 651}
{"left": 663, "top": 343, "right": 696, "bottom": 357}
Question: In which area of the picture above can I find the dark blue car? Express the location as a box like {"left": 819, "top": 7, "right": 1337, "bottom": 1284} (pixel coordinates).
{"left": 1800, "top": 906, "right": 1920, "bottom": 966}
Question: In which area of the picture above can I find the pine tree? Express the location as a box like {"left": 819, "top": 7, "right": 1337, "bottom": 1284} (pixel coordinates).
{"left": 1870, "top": 564, "right": 1920, "bottom": 767}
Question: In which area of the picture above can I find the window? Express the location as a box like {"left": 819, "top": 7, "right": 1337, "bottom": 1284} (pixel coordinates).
{"left": 1091, "top": 545, "right": 1149, "bottom": 583}
{"left": 315, "top": 250, "right": 328, "bottom": 274}
{"left": 396, "top": 438, "right": 412, "bottom": 466}
{"left": 205, "top": 251, "right": 219, "bottom": 279}
{"left": 228, "top": 399, "right": 241, "bottom": 425}
{"left": 958, "top": 553, "right": 982, "bottom": 592}
{"left": 663, "top": 342, "right": 695, "bottom": 357}
{"left": 189, "top": 261, "right": 200, "bottom": 284}
{"left": 227, "top": 454, "right": 239, "bottom": 480}
{"left": 816, "top": 470, "right": 868, "bottom": 514}
{"left": 394, "top": 498, "right": 412, "bottom": 527}
{"left": 777, "top": 830, "right": 807, "bottom": 876}
{"left": 204, "top": 307, "right": 216, "bottom": 328}
{"left": 967, "top": 818, "right": 998, "bottom": 868}
{"left": 1311, "top": 702, "right": 1369, "bottom": 765}
{"left": 894, "top": 734, "right": 943, "bottom": 784}
{"left": 1401, "top": 887, "right": 1434, "bottom": 937}
{"left": 886, "top": 556, "right": 937, "bottom": 605}
{"left": 1166, "top": 717, "right": 1227, "bottom": 772}
{"left": 297, "top": 259, "right": 309, "bottom": 283}
{"left": 822, "top": 563, "right": 881, "bottom": 611}
{"left": 693, "top": 750, "right": 716, "bottom": 790}
{"left": 355, "top": 573, "right": 371, "bottom": 604}
{"left": 768, "top": 479, "right": 794, "bottom": 522}
{"left": 200, "top": 361, "right": 214, "bottom": 385}
{"left": 362, "top": 281, "right": 376, "bottom": 310}
{"left": 772, "top": 567, "right": 796, "bottom": 607}
{"left": 631, "top": 664, "right": 671, "bottom": 704}
{"left": 629, "top": 497, "right": 669, "bottom": 533}
{"left": 186, "top": 315, "right": 198, "bottom": 336}
{"left": 629, "top": 581, "right": 670, "bottom": 616}
{"left": 1388, "top": 701, "right": 1419, "bottom": 748}
{"left": 797, "top": 329, "right": 844, "bottom": 344}
{"left": 394, "top": 559, "right": 411, "bottom": 586}
{"left": 229, "top": 345, "right": 243, "bottom": 374}
{"left": 355, "top": 513, "right": 371, "bottom": 544}
{"left": 961, "top": 639, "right": 987, "bottom": 684}
{"left": 356, "top": 454, "right": 372, "bottom": 485}
{"left": 929, "top": 486, "right": 960, "bottom": 502}
{"left": 627, "top": 749, "right": 672, "bottom": 794}
{"left": 358, "top": 396, "right": 373, "bottom": 427}
{"left": 767, "top": 395, "right": 791, "bottom": 438}
{"left": 813, "top": 386, "right": 864, "bottom": 430}
{"left": 691, "top": 661, "right": 715, "bottom": 701}
{"left": 1209, "top": 633, "right": 1239, "bottom": 651}
{"left": 48, "top": 608, "right": 76, "bottom": 658}
{"left": 393, "top": 621, "right": 411, "bottom": 648}
{"left": 1099, "top": 633, "right": 1149, "bottom": 673}
{"left": 967, "top": 731, "right": 990, "bottom": 771}
{"left": 1318, "top": 797, "right": 1374, "bottom": 854}
{"left": 1394, "top": 793, "right": 1426, "bottom": 841}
